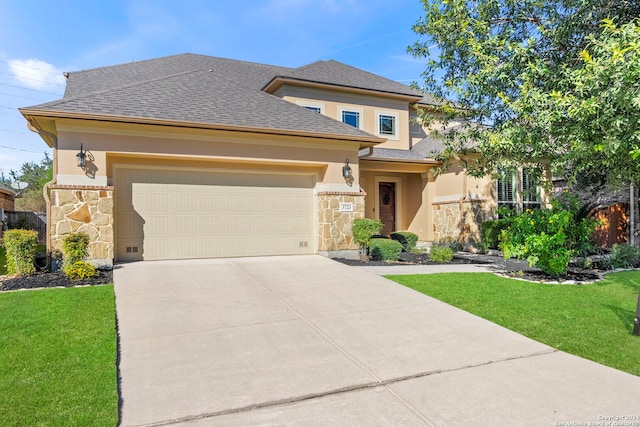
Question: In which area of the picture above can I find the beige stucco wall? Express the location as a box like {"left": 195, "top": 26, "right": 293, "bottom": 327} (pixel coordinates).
{"left": 53, "top": 121, "right": 362, "bottom": 190}
{"left": 276, "top": 86, "right": 411, "bottom": 151}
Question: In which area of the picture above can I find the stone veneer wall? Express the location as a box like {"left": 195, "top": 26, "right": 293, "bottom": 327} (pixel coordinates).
{"left": 49, "top": 185, "right": 114, "bottom": 265}
{"left": 433, "top": 199, "right": 492, "bottom": 245}
{"left": 317, "top": 192, "right": 365, "bottom": 257}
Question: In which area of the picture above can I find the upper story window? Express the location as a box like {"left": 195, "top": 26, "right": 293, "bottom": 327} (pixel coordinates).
{"left": 378, "top": 113, "right": 396, "bottom": 137}
{"left": 341, "top": 110, "right": 360, "bottom": 128}
{"left": 304, "top": 106, "right": 322, "bottom": 114}
{"left": 296, "top": 100, "right": 325, "bottom": 115}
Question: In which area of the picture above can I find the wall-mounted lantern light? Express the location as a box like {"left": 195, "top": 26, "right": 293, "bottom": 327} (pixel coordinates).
{"left": 76, "top": 144, "right": 86, "bottom": 169}
{"left": 342, "top": 159, "right": 351, "bottom": 180}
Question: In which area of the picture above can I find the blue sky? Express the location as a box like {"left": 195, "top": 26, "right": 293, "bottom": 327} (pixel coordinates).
{"left": 0, "top": 0, "right": 432, "bottom": 178}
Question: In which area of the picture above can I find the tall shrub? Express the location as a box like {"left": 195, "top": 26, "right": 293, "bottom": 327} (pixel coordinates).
{"left": 352, "top": 218, "right": 383, "bottom": 259}
{"left": 3, "top": 229, "right": 38, "bottom": 276}
{"left": 62, "top": 232, "right": 96, "bottom": 280}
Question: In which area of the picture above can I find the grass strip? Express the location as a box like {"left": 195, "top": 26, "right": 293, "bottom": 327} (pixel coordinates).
{"left": 388, "top": 271, "right": 640, "bottom": 376}
{"left": 0, "top": 285, "right": 118, "bottom": 426}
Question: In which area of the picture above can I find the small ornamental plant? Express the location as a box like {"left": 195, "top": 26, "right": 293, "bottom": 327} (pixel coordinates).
{"left": 64, "top": 261, "right": 97, "bottom": 280}
{"left": 62, "top": 232, "right": 97, "bottom": 280}
{"left": 429, "top": 245, "right": 454, "bottom": 263}
{"left": 352, "top": 218, "right": 383, "bottom": 260}
{"left": 3, "top": 229, "right": 38, "bottom": 276}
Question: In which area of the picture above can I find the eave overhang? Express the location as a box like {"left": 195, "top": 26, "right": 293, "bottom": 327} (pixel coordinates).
{"left": 262, "top": 76, "right": 423, "bottom": 102}
{"left": 20, "top": 108, "right": 387, "bottom": 149}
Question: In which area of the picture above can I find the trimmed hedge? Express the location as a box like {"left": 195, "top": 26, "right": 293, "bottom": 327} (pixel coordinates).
{"left": 480, "top": 219, "right": 510, "bottom": 251}
{"left": 390, "top": 231, "right": 418, "bottom": 252}
{"left": 369, "top": 238, "right": 402, "bottom": 261}
{"left": 3, "top": 229, "right": 38, "bottom": 276}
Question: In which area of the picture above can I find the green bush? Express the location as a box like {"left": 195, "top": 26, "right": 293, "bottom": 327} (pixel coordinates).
{"left": 369, "top": 238, "right": 402, "bottom": 261}
{"left": 63, "top": 261, "right": 97, "bottom": 280}
{"left": 2, "top": 229, "right": 38, "bottom": 276}
{"left": 62, "top": 232, "right": 90, "bottom": 266}
{"left": 499, "top": 197, "right": 598, "bottom": 275}
{"left": 61, "top": 232, "right": 96, "bottom": 279}
{"left": 352, "top": 218, "right": 383, "bottom": 258}
{"left": 390, "top": 231, "right": 418, "bottom": 252}
{"left": 480, "top": 219, "right": 510, "bottom": 251}
{"left": 429, "top": 245, "right": 454, "bottom": 263}
{"left": 610, "top": 244, "right": 640, "bottom": 268}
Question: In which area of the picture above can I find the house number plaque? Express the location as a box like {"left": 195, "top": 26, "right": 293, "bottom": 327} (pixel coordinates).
{"left": 339, "top": 202, "right": 354, "bottom": 212}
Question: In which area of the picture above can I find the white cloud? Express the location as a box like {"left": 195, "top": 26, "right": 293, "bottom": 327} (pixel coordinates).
{"left": 8, "top": 59, "right": 66, "bottom": 90}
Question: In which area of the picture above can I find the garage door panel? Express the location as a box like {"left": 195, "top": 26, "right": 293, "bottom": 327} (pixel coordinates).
{"left": 116, "top": 168, "right": 315, "bottom": 261}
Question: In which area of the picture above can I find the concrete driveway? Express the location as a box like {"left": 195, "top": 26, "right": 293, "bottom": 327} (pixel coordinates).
{"left": 114, "top": 256, "right": 640, "bottom": 426}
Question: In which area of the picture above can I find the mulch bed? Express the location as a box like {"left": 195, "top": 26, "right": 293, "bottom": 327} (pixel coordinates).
{"left": 334, "top": 252, "right": 490, "bottom": 267}
{"left": 0, "top": 269, "right": 113, "bottom": 292}
{"left": 336, "top": 251, "right": 606, "bottom": 283}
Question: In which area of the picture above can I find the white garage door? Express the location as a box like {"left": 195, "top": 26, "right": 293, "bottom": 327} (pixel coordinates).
{"left": 115, "top": 167, "right": 316, "bottom": 261}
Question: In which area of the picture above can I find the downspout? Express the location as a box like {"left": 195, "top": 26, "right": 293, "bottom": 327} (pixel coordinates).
{"left": 360, "top": 146, "right": 374, "bottom": 158}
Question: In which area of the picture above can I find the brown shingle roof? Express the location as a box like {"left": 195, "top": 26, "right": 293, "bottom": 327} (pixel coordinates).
{"left": 273, "top": 59, "right": 425, "bottom": 98}
{"left": 30, "top": 69, "right": 375, "bottom": 138}
{"left": 24, "top": 53, "right": 436, "bottom": 140}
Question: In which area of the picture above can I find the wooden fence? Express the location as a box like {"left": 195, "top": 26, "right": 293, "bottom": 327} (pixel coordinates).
{"left": 5, "top": 211, "right": 47, "bottom": 245}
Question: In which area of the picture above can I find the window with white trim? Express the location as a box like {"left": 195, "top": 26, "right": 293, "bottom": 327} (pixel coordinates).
{"left": 378, "top": 114, "right": 396, "bottom": 136}
{"left": 497, "top": 167, "right": 542, "bottom": 213}
{"left": 521, "top": 168, "right": 542, "bottom": 210}
{"left": 341, "top": 110, "right": 360, "bottom": 128}
{"left": 497, "top": 168, "right": 517, "bottom": 211}
{"left": 296, "top": 101, "right": 325, "bottom": 115}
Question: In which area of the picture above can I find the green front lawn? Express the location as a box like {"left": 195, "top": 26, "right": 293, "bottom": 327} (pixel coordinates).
{"left": 0, "top": 285, "right": 118, "bottom": 426}
{"left": 388, "top": 271, "right": 640, "bottom": 377}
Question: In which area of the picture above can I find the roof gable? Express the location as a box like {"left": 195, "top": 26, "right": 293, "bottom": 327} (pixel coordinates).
{"left": 265, "top": 59, "right": 425, "bottom": 99}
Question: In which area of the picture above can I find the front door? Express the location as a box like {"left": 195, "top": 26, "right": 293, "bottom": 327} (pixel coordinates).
{"left": 378, "top": 182, "right": 396, "bottom": 235}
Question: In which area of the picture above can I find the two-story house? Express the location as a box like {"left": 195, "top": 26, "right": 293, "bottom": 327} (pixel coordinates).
{"left": 20, "top": 53, "right": 503, "bottom": 266}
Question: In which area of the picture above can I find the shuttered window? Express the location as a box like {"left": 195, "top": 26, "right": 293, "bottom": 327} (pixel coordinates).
{"left": 522, "top": 168, "right": 542, "bottom": 210}
{"left": 497, "top": 168, "right": 517, "bottom": 211}
{"left": 497, "top": 167, "right": 542, "bottom": 213}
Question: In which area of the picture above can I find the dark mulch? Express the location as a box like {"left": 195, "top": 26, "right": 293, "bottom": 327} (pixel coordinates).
{"left": 336, "top": 251, "right": 606, "bottom": 283}
{"left": 0, "top": 269, "right": 113, "bottom": 291}
{"left": 335, "top": 251, "right": 491, "bottom": 267}
{"left": 501, "top": 268, "right": 603, "bottom": 283}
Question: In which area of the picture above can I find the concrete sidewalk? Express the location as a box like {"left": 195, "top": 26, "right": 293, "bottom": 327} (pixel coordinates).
{"left": 114, "top": 256, "right": 640, "bottom": 426}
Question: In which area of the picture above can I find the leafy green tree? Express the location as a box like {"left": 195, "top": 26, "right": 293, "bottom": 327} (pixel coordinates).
{"left": 1, "top": 152, "right": 52, "bottom": 212}
{"left": 410, "top": 0, "right": 640, "bottom": 188}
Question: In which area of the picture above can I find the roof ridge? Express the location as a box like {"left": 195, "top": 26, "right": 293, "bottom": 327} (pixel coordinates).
{"left": 35, "top": 69, "right": 204, "bottom": 109}
{"left": 64, "top": 53, "right": 196, "bottom": 76}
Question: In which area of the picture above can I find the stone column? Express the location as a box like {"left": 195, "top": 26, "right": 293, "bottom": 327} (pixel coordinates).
{"left": 49, "top": 185, "right": 114, "bottom": 268}
{"left": 317, "top": 191, "right": 365, "bottom": 259}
